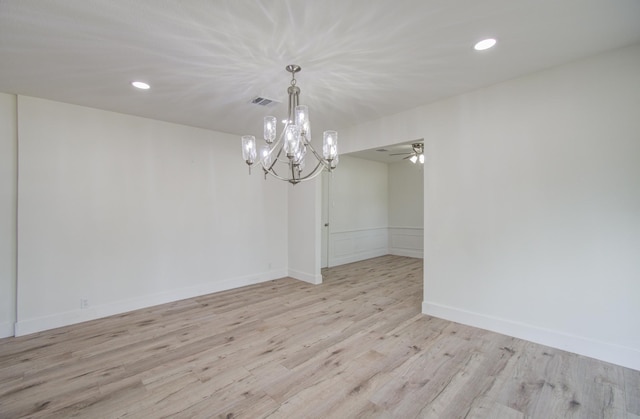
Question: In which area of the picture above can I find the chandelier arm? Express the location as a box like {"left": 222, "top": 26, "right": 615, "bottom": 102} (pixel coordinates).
{"left": 263, "top": 166, "right": 290, "bottom": 182}
{"left": 266, "top": 156, "right": 328, "bottom": 183}
{"left": 263, "top": 161, "right": 307, "bottom": 184}
{"left": 255, "top": 155, "right": 323, "bottom": 184}
{"left": 259, "top": 125, "right": 294, "bottom": 181}
{"left": 301, "top": 134, "right": 333, "bottom": 167}
{"left": 295, "top": 160, "right": 329, "bottom": 182}
{"left": 263, "top": 139, "right": 286, "bottom": 172}
{"left": 254, "top": 121, "right": 288, "bottom": 171}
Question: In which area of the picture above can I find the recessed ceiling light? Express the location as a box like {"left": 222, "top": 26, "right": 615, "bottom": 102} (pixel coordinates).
{"left": 131, "top": 81, "right": 150, "bottom": 90}
{"left": 474, "top": 38, "right": 496, "bottom": 51}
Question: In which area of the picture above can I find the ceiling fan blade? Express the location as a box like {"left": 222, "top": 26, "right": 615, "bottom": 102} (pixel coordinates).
{"left": 389, "top": 152, "right": 412, "bottom": 156}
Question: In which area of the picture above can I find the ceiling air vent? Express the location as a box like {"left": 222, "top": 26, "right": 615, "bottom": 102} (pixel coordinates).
{"left": 250, "top": 96, "right": 279, "bottom": 107}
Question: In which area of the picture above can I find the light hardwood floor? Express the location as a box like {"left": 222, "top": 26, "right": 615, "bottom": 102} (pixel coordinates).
{"left": 1, "top": 255, "right": 638, "bottom": 418}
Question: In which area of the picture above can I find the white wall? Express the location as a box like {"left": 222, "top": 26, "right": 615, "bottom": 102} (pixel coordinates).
{"left": 0, "top": 93, "right": 17, "bottom": 337}
{"left": 328, "top": 155, "right": 388, "bottom": 266}
{"left": 14, "top": 96, "right": 288, "bottom": 335}
{"left": 388, "top": 161, "right": 424, "bottom": 228}
{"left": 341, "top": 43, "right": 640, "bottom": 370}
{"left": 388, "top": 161, "right": 424, "bottom": 258}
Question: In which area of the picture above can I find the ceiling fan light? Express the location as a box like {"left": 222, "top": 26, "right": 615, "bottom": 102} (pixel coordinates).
{"left": 409, "top": 155, "right": 418, "bottom": 164}
{"left": 419, "top": 154, "right": 425, "bottom": 164}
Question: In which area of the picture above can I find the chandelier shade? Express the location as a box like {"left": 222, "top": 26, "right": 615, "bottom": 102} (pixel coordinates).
{"left": 241, "top": 135, "right": 257, "bottom": 165}
{"left": 241, "top": 65, "right": 338, "bottom": 184}
{"left": 264, "top": 116, "right": 277, "bottom": 144}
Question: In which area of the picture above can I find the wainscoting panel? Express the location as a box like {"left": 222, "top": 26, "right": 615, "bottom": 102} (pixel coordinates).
{"left": 329, "top": 228, "right": 388, "bottom": 267}
{"left": 389, "top": 227, "right": 423, "bottom": 258}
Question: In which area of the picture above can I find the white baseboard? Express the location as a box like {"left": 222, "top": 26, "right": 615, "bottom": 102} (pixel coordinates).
{"left": 422, "top": 301, "right": 640, "bottom": 372}
{"left": 389, "top": 248, "right": 423, "bottom": 258}
{"left": 330, "top": 249, "right": 388, "bottom": 267}
{"left": 288, "top": 269, "right": 323, "bottom": 285}
{"left": 0, "top": 320, "right": 14, "bottom": 338}
{"left": 14, "top": 269, "right": 288, "bottom": 337}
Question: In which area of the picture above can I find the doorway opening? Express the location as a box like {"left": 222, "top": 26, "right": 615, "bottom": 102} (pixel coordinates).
{"left": 320, "top": 139, "right": 424, "bottom": 271}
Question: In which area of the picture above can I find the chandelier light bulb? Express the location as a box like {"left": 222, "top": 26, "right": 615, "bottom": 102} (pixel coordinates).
{"left": 323, "top": 131, "right": 338, "bottom": 160}
{"left": 295, "top": 105, "right": 311, "bottom": 138}
{"left": 264, "top": 116, "right": 277, "bottom": 143}
{"left": 241, "top": 135, "right": 257, "bottom": 165}
{"left": 283, "top": 125, "right": 301, "bottom": 157}
{"left": 261, "top": 145, "right": 272, "bottom": 169}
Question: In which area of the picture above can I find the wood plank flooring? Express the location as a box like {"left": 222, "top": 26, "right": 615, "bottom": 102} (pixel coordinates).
{"left": 0, "top": 255, "right": 638, "bottom": 418}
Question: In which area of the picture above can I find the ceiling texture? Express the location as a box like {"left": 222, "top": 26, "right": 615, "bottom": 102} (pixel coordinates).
{"left": 1, "top": 0, "right": 640, "bottom": 160}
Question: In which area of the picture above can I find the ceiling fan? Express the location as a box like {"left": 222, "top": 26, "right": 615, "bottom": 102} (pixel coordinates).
{"left": 390, "top": 143, "right": 424, "bottom": 164}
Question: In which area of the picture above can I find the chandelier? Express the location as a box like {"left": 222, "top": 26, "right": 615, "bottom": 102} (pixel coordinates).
{"left": 241, "top": 65, "right": 338, "bottom": 184}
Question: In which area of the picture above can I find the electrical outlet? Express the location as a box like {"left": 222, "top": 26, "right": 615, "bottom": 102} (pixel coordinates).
{"left": 80, "top": 299, "right": 89, "bottom": 309}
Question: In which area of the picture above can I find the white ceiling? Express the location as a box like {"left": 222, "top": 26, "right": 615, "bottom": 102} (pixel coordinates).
{"left": 1, "top": 0, "right": 639, "bottom": 150}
